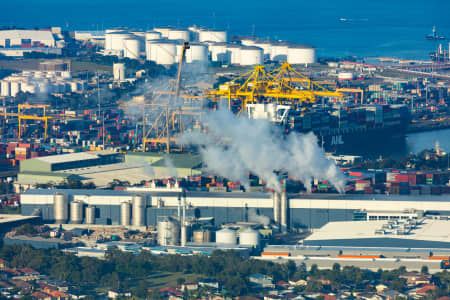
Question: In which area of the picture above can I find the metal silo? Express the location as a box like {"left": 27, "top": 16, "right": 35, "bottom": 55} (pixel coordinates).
{"left": 152, "top": 41, "right": 177, "bottom": 65}
{"left": 270, "top": 42, "right": 289, "bottom": 62}
{"left": 145, "top": 31, "right": 162, "bottom": 41}
{"left": 215, "top": 228, "right": 236, "bottom": 245}
{"left": 132, "top": 195, "right": 146, "bottom": 226}
{"left": 70, "top": 201, "right": 83, "bottom": 224}
{"left": 239, "top": 228, "right": 260, "bottom": 247}
{"left": 120, "top": 201, "right": 131, "bottom": 226}
{"left": 199, "top": 29, "right": 227, "bottom": 43}
{"left": 192, "top": 229, "right": 212, "bottom": 243}
{"left": 113, "top": 63, "right": 125, "bottom": 81}
{"left": 1, "top": 81, "right": 11, "bottom": 97}
{"left": 280, "top": 191, "right": 288, "bottom": 232}
{"left": 85, "top": 206, "right": 96, "bottom": 225}
{"left": 157, "top": 217, "right": 180, "bottom": 246}
{"left": 53, "top": 193, "right": 68, "bottom": 224}
{"left": 226, "top": 44, "right": 241, "bottom": 65}
{"left": 168, "top": 29, "right": 190, "bottom": 41}
{"left": 208, "top": 42, "right": 229, "bottom": 63}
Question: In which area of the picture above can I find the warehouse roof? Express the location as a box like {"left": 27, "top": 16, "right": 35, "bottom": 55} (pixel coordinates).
{"left": 0, "top": 214, "right": 40, "bottom": 224}
{"left": 0, "top": 30, "right": 55, "bottom": 42}
{"left": 304, "top": 219, "right": 450, "bottom": 244}
{"left": 36, "top": 152, "right": 99, "bottom": 164}
{"left": 151, "top": 154, "right": 202, "bottom": 169}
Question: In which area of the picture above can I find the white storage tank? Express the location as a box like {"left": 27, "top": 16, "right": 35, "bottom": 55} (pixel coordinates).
{"left": 338, "top": 72, "right": 354, "bottom": 80}
{"left": 10, "top": 81, "right": 21, "bottom": 97}
{"left": 216, "top": 228, "right": 237, "bottom": 245}
{"left": 132, "top": 195, "right": 146, "bottom": 226}
{"left": 240, "top": 37, "right": 257, "bottom": 47}
{"left": 199, "top": 29, "right": 227, "bottom": 43}
{"left": 61, "top": 71, "right": 72, "bottom": 79}
{"left": 168, "top": 29, "right": 190, "bottom": 41}
{"left": 120, "top": 201, "right": 131, "bottom": 226}
{"left": 0, "top": 81, "right": 10, "bottom": 97}
{"left": 145, "top": 31, "right": 162, "bottom": 41}
{"left": 113, "top": 63, "right": 126, "bottom": 81}
{"left": 287, "top": 44, "right": 316, "bottom": 65}
{"left": 109, "top": 31, "right": 133, "bottom": 51}
{"left": 239, "top": 228, "right": 260, "bottom": 247}
{"left": 226, "top": 44, "right": 242, "bottom": 65}
{"left": 270, "top": 42, "right": 289, "bottom": 62}
{"left": 151, "top": 40, "right": 177, "bottom": 65}
{"left": 153, "top": 27, "right": 171, "bottom": 38}
{"left": 253, "top": 41, "right": 272, "bottom": 61}
{"left": 186, "top": 42, "right": 208, "bottom": 64}
{"left": 70, "top": 201, "right": 83, "bottom": 224}
{"left": 85, "top": 206, "right": 96, "bottom": 225}
{"left": 209, "top": 42, "right": 230, "bottom": 63}
{"left": 53, "top": 193, "right": 68, "bottom": 224}
{"left": 192, "top": 229, "right": 212, "bottom": 243}
{"left": 157, "top": 217, "right": 180, "bottom": 246}
{"left": 124, "top": 38, "right": 140, "bottom": 59}
{"left": 240, "top": 46, "right": 263, "bottom": 66}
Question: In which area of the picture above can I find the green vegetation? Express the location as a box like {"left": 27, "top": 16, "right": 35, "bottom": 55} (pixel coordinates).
{"left": 35, "top": 178, "right": 96, "bottom": 190}
{"left": 0, "top": 206, "right": 20, "bottom": 214}
{"left": 2, "top": 244, "right": 450, "bottom": 297}
{"left": 353, "top": 149, "right": 450, "bottom": 171}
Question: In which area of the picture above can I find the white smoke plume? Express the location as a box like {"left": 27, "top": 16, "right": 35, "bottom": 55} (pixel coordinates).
{"left": 248, "top": 208, "right": 270, "bottom": 226}
{"left": 178, "top": 108, "right": 346, "bottom": 193}
{"left": 162, "top": 154, "right": 178, "bottom": 178}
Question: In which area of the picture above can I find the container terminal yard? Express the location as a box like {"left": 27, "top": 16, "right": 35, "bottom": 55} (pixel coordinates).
{"left": 0, "top": 24, "right": 450, "bottom": 277}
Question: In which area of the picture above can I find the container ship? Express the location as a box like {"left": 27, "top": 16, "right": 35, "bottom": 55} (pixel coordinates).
{"left": 247, "top": 103, "right": 410, "bottom": 153}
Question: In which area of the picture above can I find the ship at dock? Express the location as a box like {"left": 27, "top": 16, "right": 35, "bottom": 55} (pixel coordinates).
{"left": 247, "top": 103, "right": 410, "bottom": 153}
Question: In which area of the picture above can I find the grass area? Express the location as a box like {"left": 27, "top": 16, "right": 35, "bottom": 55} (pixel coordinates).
{"left": 70, "top": 59, "right": 112, "bottom": 74}
{"left": 146, "top": 271, "right": 200, "bottom": 289}
{"left": 0, "top": 59, "right": 42, "bottom": 71}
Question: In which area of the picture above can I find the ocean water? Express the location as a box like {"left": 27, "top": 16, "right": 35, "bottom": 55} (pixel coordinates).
{"left": 3, "top": 0, "right": 450, "bottom": 59}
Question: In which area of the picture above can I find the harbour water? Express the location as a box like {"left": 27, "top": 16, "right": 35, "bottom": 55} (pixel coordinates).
{"left": 3, "top": 0, "right": 449, "bottom": 59}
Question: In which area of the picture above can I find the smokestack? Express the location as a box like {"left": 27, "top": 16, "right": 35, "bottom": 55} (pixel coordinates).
{"left": 272, "top": 192, "right": 281, "bottom": 224}
{"left": 181, "top": 225, "right": 187, "bottom": 247}
{"left": 281, "top": 190, "right": 288, "bottom": 232}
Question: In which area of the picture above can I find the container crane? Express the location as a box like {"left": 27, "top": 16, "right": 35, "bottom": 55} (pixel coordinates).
{"left": 207, "top": 62, "right": 343, "bottom": 112}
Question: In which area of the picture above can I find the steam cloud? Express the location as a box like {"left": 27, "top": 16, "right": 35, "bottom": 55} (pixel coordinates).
{"left": 248, "top": 208, "right": 270, "bottom": 226}
{"left": 179, "top": 108, "right": 346, "bottom": 193}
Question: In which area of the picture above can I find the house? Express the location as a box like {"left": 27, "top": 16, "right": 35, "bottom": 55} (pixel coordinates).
{"left": 399, "top": 273, "right": 431, "bottom": 286}
{"left": 408, "top": 284, "right": 437, "bottom": 299}
{"left": 380, "top": 290, "right": 407, "bottom": 300}
{"left": 375, "top": 284, "right": 388, "bottom": 293}
{"left": 356, "top": 292, "right": 384, "bottom": 300}
{"left": 264, "top": 296, "right": 281, "bottom": 300}
{"left": 48, "top": 290, "right": 69, "bottom": 300}
{"left": 199, "top": 279, "right": 221, "bottom": 290}
{"left": 107, "top": 290, "right": 132, "bottom": 299}
{"left": 249, "top": 273, "right": 275, "bottom": 288}
{"left": 20, "top": 268, "right": 39, "bottom": 276}
{"left": 289, "top": 280, "right": 307, "bottom": 286}
{"left": 31, "top": 292, "right": 52, "bottom": 300}
{"left": 181, "top": 282, "right": 198, "bottom": 291}
{"left": 0, "top": 259, "right": 5, "bottom": 269}
{"left": 159, "top": 287, "right": 183, "bottom": 298}
{"left": 236, "top": 297, "right": 261, "bottom": 300}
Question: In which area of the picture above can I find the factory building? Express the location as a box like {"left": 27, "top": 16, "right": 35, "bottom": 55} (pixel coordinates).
{"left": 0, "top": 29, "right": 64, "bottom": 57}
{"left": 16, "top": 151, "right": 202, "bottom": 190}
{"left": 20, "top": 189, "right": 450, "bottom": 229}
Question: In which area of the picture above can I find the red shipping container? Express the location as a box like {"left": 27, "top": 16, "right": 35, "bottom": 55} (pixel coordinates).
{"left": 349, "top": 171, "right": 362, "bottom": 177}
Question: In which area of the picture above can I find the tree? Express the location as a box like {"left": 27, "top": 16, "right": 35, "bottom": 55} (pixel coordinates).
{"left": 421, "top": 265, "right": 429, "bottom": 274}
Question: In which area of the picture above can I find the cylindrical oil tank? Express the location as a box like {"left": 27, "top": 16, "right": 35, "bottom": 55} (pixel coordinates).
{"left": 151, "top": 40, "right": 177, "bottom": 65}
{"left": 53, "top": 193, "right": 68, "bottom": 224}
{"left": 338, "top": 72, "right": 354, "bottom": 80}
{"left": 240, "top": 46, "right": 263, "bottom": 66}
{"left": 153, "top": 27, "right": 171, "bottom": 38}
{"left": 109, "top": 31, "right": 133, "bottom": 51}
{"left": 272, "top": 192, "right": 280, "bottom": 223}
{"left": 240, "top": 38, "right": 257, "bottom": 47}
{"left": 287, "top": 45, "right": 316, "bottom": 65}
{"left": 192, "top": 229, "right": 212, "bottom": 243}
{"left": 145, "top": 31, "right": 162, "bottom": 41}
{"left": 132, "top": 195, "right": 146, "bottom": 226}
{"left": 208, "top": 42, "right": 229, "bottom": 63}
{"left": 120, "top": 201, "right": 131, "bottom": 226}
{"left": 124, "top": 38, "right": 140, "bottom": 59}
{"left": 85, "top": 206, "right": 96, "bottom": 225}
{"left": 226, "top": 44, "right": 241, "bottom": 65}
{"left": 216, "top": 228, "right": 236, "bottom": 245}
{"left": 70, "top": 200, "right": 83, "bottom": 224}
{"left": 168, "top": 29, "right": 190, "bottom": 41}
{"left": 104, "top": 32, "right": 115, "bottom": 50}
{"left": 1, "top": 81, "right": 11, "bottom": 97}
{"left": 253, "top": 41, "right": 272, "bottom": 60}
{"left": 270, "top": 42, "right": 289, "bottom": 62}
{"left": 239, "top": 228, "right": 260, "bottom": 247}
{"left": 113, "top": 63, "right": 125, "bottom": 81}
{"left": 157, "top": 218, "right": 180, "bottom": 246}
{"left": 186, "top": 42, "right": 208, "bottom": 64}
{"left": 10, "top": 81, "right": 21, "bottom": 97}
{"left": 199, "top": 30, "right": 227, "bottom": 43}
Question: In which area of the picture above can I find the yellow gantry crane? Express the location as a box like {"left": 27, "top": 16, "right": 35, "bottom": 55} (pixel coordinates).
{"left": 207, "top": 62, "right": 343, "bottom": 111}
{"left": 1, "top": 104, "right": 52, "bottom": 139}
